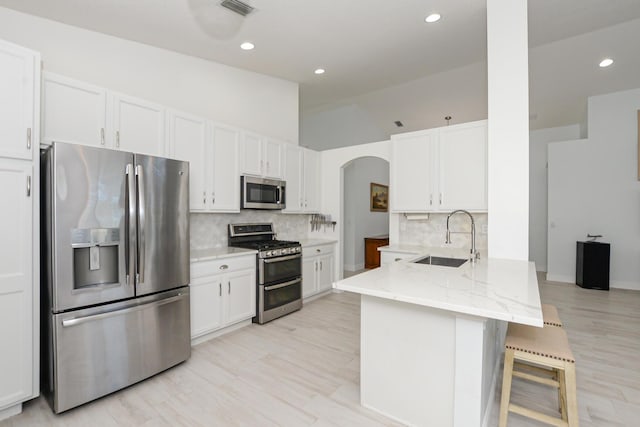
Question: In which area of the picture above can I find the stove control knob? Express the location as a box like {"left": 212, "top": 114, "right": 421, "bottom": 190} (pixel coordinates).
{"left": 266, "top": 251, "right": 273, "bottom": 257}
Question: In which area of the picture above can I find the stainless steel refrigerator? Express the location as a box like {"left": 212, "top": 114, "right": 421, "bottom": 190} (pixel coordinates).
{"left": 41, "top": 142, "right": 191, "bottom": 413}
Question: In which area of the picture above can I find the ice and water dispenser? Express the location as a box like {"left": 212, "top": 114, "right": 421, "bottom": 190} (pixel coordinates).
{"left": 71, "top": 228, "right": 120, "bottom": 288}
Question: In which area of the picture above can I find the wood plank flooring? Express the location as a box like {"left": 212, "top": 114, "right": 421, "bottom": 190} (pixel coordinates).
{"left": 2, "top": 276, "right": 639, "bottom": 426}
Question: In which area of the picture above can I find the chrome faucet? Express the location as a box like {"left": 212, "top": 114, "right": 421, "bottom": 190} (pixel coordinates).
{"left": 445, "top": 209, "right": 479, "bottom": 262}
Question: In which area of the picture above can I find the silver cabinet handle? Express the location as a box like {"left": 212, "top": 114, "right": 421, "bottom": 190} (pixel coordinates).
{"left": 320, "top": 261, "right": 323, "bottom": 270}
{"left": 203, "top": 191, "right": 206, "bottom": 205}
{"left": 212, "top": 192, "right": 215, "bottom": 204}
{"left": 315, "top": 261, "right": 318, "bottom": 271}
{"left": 440, "top": 193, "right": 443, "bottom": 205}
{"left": 316, "top": 248, "right": 321, "bottom": 253}
{"left": 116, "top": 130, "right": 120, "bottom": 148}
{"left": 26, "top": 175, "right": 31, "bottom": 197}
{"left": 219, "top": 283, "right": 222, "bottom": 296}
{"left": 228, "top": 281, "right": 231, "bottom": 294}
{"left": 395, "top": 258, "right": 402, "bottom": 262}
{"left": 430, "top": 194, "right": 433, "bottom": 206}
{"left": 219, "top": 264, "right": 228, "bottom": 270}
{"left": 100, "top": 128, "right": 105, "bottom": 145}
{"left": 136, "top": 164, "right": 146, "bottom": 283}
{"left": 26, "top": 128, "right": 31, "bottom": 150}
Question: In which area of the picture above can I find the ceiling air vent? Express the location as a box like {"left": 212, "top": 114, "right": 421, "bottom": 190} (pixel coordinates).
{"left": 394, "top": 121, "right": 404, "bottom": 127}
{"left": 220, "top": 0, "right": 254, "bottom": 17}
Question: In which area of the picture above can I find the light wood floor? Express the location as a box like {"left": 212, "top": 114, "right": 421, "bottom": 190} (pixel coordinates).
{"left": 3, "top": 277, "right": 639, "bottom": 426}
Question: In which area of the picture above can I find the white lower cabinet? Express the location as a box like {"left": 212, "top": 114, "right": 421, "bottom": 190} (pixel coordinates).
{"left": 302, "top": 243, "right": 335, "bottom": 299}
{"left": 190, "top": 255, "right": 256, "bottom": 340}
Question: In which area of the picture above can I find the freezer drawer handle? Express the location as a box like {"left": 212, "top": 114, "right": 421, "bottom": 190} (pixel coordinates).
{"left": 61, "top": 293, "right": 186, "bottom": 328}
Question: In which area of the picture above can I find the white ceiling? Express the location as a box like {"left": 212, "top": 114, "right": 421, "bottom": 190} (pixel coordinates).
{"left": 1, "top": 0, "right": 640, "bottom": 135}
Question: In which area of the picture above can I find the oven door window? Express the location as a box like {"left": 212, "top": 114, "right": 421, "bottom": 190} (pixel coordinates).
{"left": 263, "top": 279, "right": 302, "bottom": 311}
{"left": 260, "top": 256, "right": 301, "bottom": 285}
{"left": 246, "top": 182, "right": 279, "bottom": 204}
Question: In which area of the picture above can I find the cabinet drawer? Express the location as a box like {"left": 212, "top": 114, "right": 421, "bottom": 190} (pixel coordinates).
{"left": 302, "top": 244, "right": 334, "bottom": 259}
{"left": 380, "top": 252, "right": 418, "bottom": 265}
{"left": 191, "top": 255, "right": 255, "bottom": 279}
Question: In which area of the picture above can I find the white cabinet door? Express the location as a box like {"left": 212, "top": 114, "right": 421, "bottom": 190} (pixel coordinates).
{"left": 0, "top": 41, "right": 35, "bottom": 160}
{"left": 303, "top": 148, "right": 320, "bottom": 212}
{"left": 168, "top": 111, "right": 208, "bottom": 211}
{"left": 224, "top": 269, "right": 256, "bottom": 325}
{"left": 302, "top": 257, "right": 317, "bottom": 298}
{"left": 282, "top": 145, "right": 303, "bottom": 213}
{"left": 241, "top": 132, "right": 263, "bottom": 176}
{"left": 0, "top": 160, "right": 33, "bottom": 407}
{"left": 42, "top": 73, "right": 107, "bottom": 148}
{"left": 391, "top": 130, "right": 437, "bottom": 212}
{"left": 112, "top": 94, "right": 165, "bottom": 156}
{"left": 189, "top": 275, "right": 223, "bottom": 338}
{"left": 438, "top": 121, "right": 488, "bottom": 211}
{"left": 263, "top": 139, "right": 282, "bottom": 179}
{"left": 211, "top": 124, "right": 240, "bottom": 212}
{"left": 317, "top": 253, "right": 334, "bottom": 293}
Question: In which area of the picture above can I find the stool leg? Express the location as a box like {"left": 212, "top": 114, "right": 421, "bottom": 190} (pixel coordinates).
{"left": 558, "top": 368, "right": 567, "bottom": 420}
{"left": 499, "top": 349, "right": 515, "bottom": 427}
{"left": 564, "top": 362, "right": 579, "bottom": 426}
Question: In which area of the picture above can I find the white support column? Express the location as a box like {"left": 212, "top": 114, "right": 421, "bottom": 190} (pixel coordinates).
{"left": 486, "top": 0, "right": 530, "bottom": 260}
{"left": 453, "top": 316, "right": 485, "bottom": 427}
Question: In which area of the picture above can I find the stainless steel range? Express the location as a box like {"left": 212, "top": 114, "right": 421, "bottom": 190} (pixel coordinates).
{"left": 228, "top": 223, "right": 302, "bottom": 324}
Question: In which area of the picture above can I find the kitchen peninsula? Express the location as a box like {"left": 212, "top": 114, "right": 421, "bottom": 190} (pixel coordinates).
{"left": 334, "top": 247, "right": 542, "bottom": 427}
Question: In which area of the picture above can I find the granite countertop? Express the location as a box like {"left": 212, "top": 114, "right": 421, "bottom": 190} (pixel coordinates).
{"left": 299, "top": 238, "right": 338, "bottom": 247}
{"left": 335, "top": 246, "right": 542, "bottom": 326}
{"left": 191, "top": 247, "right": 257, "bottom": 262}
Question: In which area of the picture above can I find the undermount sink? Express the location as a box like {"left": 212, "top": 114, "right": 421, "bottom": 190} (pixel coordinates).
{"left": 413, "top": 256, "right": 468, "bottom": 268}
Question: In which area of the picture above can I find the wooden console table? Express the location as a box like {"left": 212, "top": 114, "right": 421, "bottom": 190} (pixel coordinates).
{"left": 364, "top": 235, "right": 389, "bottom": 269}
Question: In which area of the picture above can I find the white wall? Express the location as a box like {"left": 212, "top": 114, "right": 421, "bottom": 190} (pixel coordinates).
{"left": 312, "top": 141, "right": 391, "bottom": 279}
{"left": 0, "top": 7, "right": 299, "bottom": 143}
{"left": 547, "top": 88, "right": 640, "bottom": 290}
{"left": 529, "top": 124, "right": 581, "bottom": 271}
{"left": 343, "top": 157, "right": 389, "bottom": 271}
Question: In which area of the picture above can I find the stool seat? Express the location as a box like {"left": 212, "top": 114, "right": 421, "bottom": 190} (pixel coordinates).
{"left": 542, "top": 304, "right": 563, "bottom": 327}
{"left": 506, "top": 323, "right": 574, "bottom": 363}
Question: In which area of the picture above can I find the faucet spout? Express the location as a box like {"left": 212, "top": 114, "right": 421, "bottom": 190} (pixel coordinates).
{"left": 445, "top": 209, "right": 479, "bottom": 262}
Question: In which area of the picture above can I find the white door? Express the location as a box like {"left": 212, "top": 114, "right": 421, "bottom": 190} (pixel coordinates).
{"left": 302, "top": 257, "right": 317, "bottom": 298}
{"left": 317, "top": 253, "right": 334, "bottom": 293}
{"left": 112, "top": 94, "right": 165, "bottom": 156}
{"left": 282, "top": 145, "right": 303, "bottom": 212}
{"left": 263, "top": 139, "right": 282, "bottom": 179}
{"left": 224, "top": 269, "right": 256, "bottom": 325}
{"left": 438, "top": 121, "right": 488, "bottom": 211}
{"left": 391, "top": 130, "right": 437, "bottom": 212}
{"left": 241, "top": 132, "right": 263, "bottom": 176}
{"left": 168, "top": 111, "right": 207, "bottom": 211}
{"left": 303, "top": 148, "right": 320, "bottom": 212}
{"left": 211, "top": 124, "right": 240, "bottom": 212}
{"left": 0, "top": 160, "right": 33, "bottom": 407}
{"left": 0, "top": 41, "right": 35, "bottom": 160}
{"left": 189, "top": 276, "right": 223, "bottom": 338}
{"left": 41, "top": 73, "right": 107, "bottom": 148}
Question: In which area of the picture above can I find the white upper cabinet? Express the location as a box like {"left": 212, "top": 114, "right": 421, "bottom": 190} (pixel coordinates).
{"left": 168, "top": 110, "right": 208, "bottom": 211}
{"left": 282, "top": 146, "right": 320, "bottom": 214}
{"left": 0, "top": 42, "right": 35, "bottom": 160}
{"left": 112, "top": 93, "right": 165, "bottom": 156}
{"left": 438, "top": 121, "right": 487, "bottom": 211}
{"left": 209, "top": 124, "right": 240, "bottom": 212}
{"left": 391, "top": 120, "right": 487, "bottom": 213}
{"left": 42, "top": 73, "right": 107, "bottom": 148}
{"left": 391, "top": 129, "right": 437, "bottom": 212}
{"left": 240, "top": 133, "right": 284, "bottom": 179}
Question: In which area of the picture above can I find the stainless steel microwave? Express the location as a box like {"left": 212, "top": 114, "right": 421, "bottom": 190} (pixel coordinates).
{"left": 241, "top": 176, "right": 286, "bottom": 209}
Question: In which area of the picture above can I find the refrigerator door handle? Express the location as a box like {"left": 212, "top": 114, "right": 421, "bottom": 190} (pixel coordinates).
{"left": 136, "top": 164, "right": 146, "bottom": 284}
{"left": 125, "top": 164, "right": 136, "bottom": 286}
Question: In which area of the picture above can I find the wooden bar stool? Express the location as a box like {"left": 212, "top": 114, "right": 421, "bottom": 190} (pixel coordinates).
{"left": 499, "top": 323, "right": 578, "bottom": 427}
{"left": 542, "top": 304, "right": 563, "bottom": 327}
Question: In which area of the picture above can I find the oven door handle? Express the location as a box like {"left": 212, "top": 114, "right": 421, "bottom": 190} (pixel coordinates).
{"left": 263, "top": 254, "right": 301, "bottom": 263}
{"left": 264, "top": 277, "right": 302, "bottom": 291}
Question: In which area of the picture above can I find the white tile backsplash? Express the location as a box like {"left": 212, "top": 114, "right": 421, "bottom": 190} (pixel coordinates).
{"left": 190, "top": 212, "right": 311, "bottom": 250}
{"left": 398, "top": 213, "right": 488, "bottom": 253}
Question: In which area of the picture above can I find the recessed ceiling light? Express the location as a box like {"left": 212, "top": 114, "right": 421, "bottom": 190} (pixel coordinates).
{"left": 314, "top": 68, "right": 325, "bottom": 75}
{"left": 240, "top": 42, "right": 255, "bottom": 50}
{"left": 425, "top": 13, "right": 441, "bottom": 23}
{"left": 599, "top": 58, "right": 613, "bottom": 68}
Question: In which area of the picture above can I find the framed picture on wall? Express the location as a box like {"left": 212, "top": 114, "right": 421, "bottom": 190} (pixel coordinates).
{"left": 370, "top": 183, "right": 388, "bottom": 212}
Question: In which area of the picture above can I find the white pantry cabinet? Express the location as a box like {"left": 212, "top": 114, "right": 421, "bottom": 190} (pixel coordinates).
{"left": 190, "top": 255, "right": 256, "bottom": 340}
{"left": 0, "top": 39, "right": 39, "bottom": 420}
{"left": 282, "top": 146, "right": 320, "bottom": 213}
{"left": 41, "top": 73, "right": 165, "bottom": 156}
{"left": 168, "top": 111, "right": 240, "bottom": 212}
{"left": 302, "top": 243, "right": 335, "bottom": 299}
{"left": 390, "top": 120, "right": 487, "bottom": 213}
{"left": 240, "top": 132, "right": 283, "bottom": 179}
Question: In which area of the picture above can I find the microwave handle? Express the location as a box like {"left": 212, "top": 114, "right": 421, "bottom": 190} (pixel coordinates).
{"left": 276, "top": 187, "right": 281, "bottom": 204}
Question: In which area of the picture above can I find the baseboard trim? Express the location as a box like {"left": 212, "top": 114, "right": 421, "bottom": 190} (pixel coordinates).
{"left": 191, "top": 319, "right": 252, "bottom": 346}
{"left": 0, "top": 403, "right": 22, "bottom": 422}
{"left": 344, "top": 262, "right": 365, "bottom": 272}
{"left": 546, "top": 274, "right": 640, "bottom": 291}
